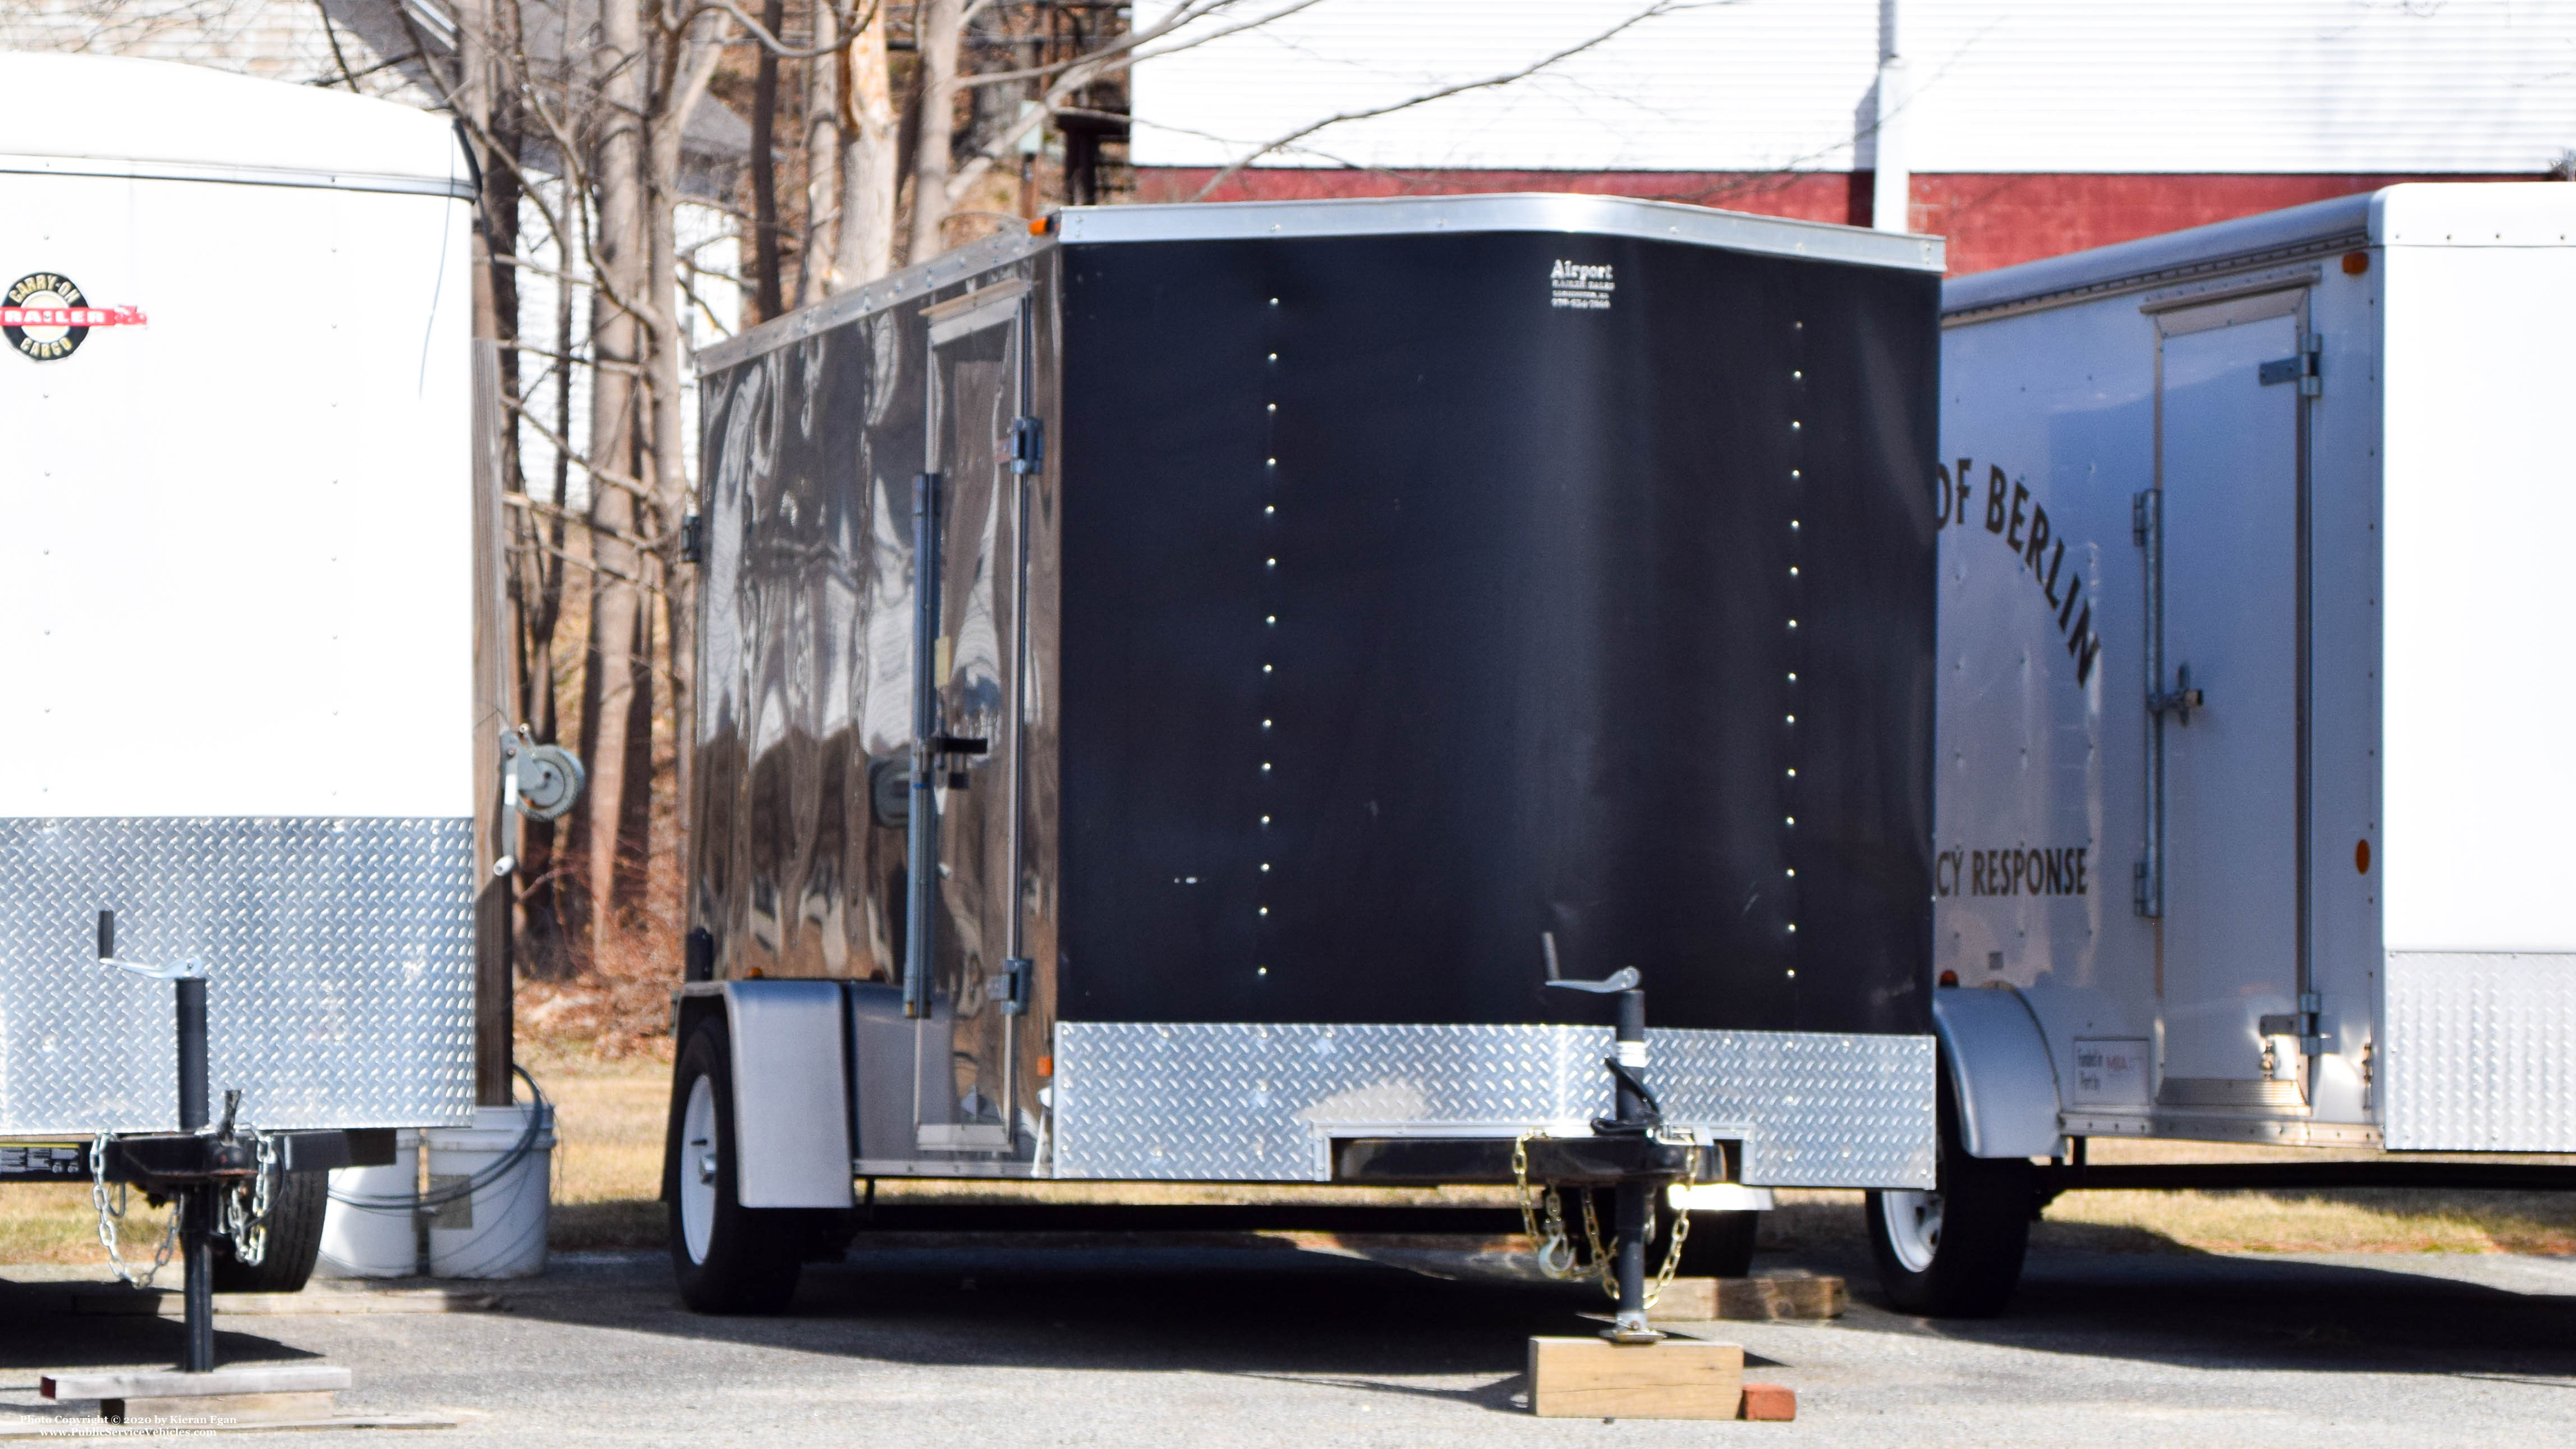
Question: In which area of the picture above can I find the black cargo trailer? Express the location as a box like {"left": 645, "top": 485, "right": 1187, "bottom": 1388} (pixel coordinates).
{"left": 669, "top": 195, "right": 1945, "bottom": 1315}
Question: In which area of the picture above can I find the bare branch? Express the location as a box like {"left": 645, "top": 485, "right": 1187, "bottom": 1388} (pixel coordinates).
{"left": 944, "top": 0, "right": 1333, "bottom": 203}
{"left": 1192, "top": 2, "right": 1718, "bottom": 202}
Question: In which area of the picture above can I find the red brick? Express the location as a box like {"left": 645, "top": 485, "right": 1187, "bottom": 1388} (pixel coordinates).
{"left": 1739, "top": 1383, "right": 1797, "bottom": 1422}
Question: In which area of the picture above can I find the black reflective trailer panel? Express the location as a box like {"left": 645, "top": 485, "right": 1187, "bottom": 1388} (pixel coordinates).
{"left": 1055, "top": 231, "right": 1938, "bottom": 1035}
{"left": 694, "top": 322, "right": 921, "bottom": 992}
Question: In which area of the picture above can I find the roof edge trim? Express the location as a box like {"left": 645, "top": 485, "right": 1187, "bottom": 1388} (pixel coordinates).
{"left": 1057, "top": 194, "right": 1944, "bottom": 272}
{"left": 0, "top": 154, "right": 474, "bottom": 201}
{"left": 694, "top": 226, "right": 1053, "bottom": 373}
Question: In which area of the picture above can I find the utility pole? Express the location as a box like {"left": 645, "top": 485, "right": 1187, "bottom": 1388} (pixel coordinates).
{"left": 1872, "top": 0, "right": 1911, "bottom": 233}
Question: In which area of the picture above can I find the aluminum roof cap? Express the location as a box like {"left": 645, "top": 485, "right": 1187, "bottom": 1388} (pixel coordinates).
{"left": 0, "top": 52, "right": 471, "bottom": 199}
{"left": 1058, "top": 192, "right": 1945, "bottom": 273}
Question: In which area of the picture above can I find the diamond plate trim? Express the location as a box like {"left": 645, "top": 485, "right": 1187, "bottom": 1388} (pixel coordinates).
{"left": 2384, "top": 952, "right": 2576, "bottom": 1152}
{"left": 0, "top": 818, "right": 475, "bottom": 1134}
{"left": 1052, "top": 1022, "right": 1935, "bottom": 1189}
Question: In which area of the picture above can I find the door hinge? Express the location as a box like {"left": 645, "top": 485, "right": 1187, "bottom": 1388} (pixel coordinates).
{"left": 1010, "top": 415, "right": 1045, "bottom": 475}
{"left": 2259, "top": 334, "right": 2323, "bottom": 396}
{"left": 987, "top": 956, "right": 1033, "bottom": 1016}
{"left": 679, "top": 510, "right": 705, "bottom": 565}
{"left": 2131, "top": 490, "right": 2153, "bottom": 547}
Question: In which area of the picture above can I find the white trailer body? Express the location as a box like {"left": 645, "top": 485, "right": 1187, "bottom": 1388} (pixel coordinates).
{"left": 1934, "top": 182, "right": 2576, "bottom": 1156}
{"left": 0, "top": 54, "right": 481, "bottom": 1141}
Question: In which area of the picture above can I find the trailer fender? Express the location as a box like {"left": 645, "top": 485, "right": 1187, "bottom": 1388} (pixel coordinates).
{"left": 718, "top": 981, "right": 854, "bottom": 1208}
{"left": 1931, "top": 989, "right": 2062, "bottom": 1159}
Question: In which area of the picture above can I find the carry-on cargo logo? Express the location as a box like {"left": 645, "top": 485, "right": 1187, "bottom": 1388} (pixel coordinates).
{"left": 4, "top": 273, "right": 148, "bottom": 361}
{"left": 1935, "top": 455, "right": 2101, "bottom": 690}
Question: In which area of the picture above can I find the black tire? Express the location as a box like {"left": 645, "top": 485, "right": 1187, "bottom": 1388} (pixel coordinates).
{"left": 211, "top": 1170, "right": 326, "bottom": 1294}
{"left": 1673, "top": 1208, "right": 1760, "bottom": 1279}
{"left": 1866, "top": 1069, "right": 2035, "bottom": 1317}
{"left": 668, "top": 1021, "right": 811, "bottom": 1314}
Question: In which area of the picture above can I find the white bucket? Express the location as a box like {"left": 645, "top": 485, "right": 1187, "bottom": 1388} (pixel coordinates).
{"left": 316, "top": 1129, "right": 422, "bottom": 1278}
{"left": 422, "top": 1102, "right": 555, "bottom": 1280}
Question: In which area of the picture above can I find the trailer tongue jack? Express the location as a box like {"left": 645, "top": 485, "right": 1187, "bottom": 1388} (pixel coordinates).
{"left": 1540, "top": 946, "right": 1695, "bottom": 1345}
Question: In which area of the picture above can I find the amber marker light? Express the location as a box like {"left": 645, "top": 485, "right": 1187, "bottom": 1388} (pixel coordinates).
{"left": 2357, "top": 838, "right": 2372, "bottom": 874}
{"left": 2342, "top": 251, "right": 2370, "bottom": 275}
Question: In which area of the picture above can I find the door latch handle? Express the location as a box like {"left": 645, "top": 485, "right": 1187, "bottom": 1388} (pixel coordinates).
{"left": 2148, "top": 663, "right": 2204, "bottom": 725}
{"left": 929, "top": 735, "right": 988, "bottom": 789}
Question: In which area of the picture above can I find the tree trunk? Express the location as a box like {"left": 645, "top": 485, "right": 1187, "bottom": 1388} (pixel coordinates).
{"left": 908, "top": 0, "right": 962, "bottom": 263}
{"left": 647, "top": 24, "right": 726, "bottom": 938}
{"left": 576, "top": 0, "right": 651, "bottom": 969}
{"left": 798, "top": 0, "right": 841, "bottom": 302}
{"left": 837, "top": 0, "right": 900, "bottom": 284}
{"left": 748, "top": 0, "right": 787, "bottom": 321}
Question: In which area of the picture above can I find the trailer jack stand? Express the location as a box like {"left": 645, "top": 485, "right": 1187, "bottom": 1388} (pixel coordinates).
{"left": 1539, "top": 953, "right": 1692, "bottom": 1345}
{"left": 91, "top": 914, "right": 258, "bottom": 1375}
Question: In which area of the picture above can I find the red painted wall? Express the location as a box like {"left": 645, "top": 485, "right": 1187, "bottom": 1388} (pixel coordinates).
{"left": 1134, "top": 168, "right": 2546, "bottom": 274}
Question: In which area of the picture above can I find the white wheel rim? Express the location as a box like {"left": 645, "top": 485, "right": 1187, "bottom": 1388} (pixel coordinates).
{"left": 679, "top": 1074, "right": 718, "bottom": 1265}
{"left": 1882, "top": 1189, "right": 1943, "bottom": 1273}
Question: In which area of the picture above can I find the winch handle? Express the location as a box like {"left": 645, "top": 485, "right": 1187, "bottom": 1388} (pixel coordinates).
{"left": 1539, "top": 931, "right": 1640, "bottom": 994}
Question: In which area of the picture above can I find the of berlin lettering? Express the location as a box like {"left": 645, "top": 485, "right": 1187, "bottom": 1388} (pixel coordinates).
{"left": 1933, "top": 456, "right": 2101, "bottom": 689}
{"left": 1934, "top": 845, "right": 2090, "bottom": 898}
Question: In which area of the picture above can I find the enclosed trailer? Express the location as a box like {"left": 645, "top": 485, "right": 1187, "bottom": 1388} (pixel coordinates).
{"left": 673, "top": 193, "right": 1949, "bottom": 1314}
{"left": 0, "top": 54, "right": 486, "bottom": 1304}
{"left": 1898, "top": 183, "right": 2576, "bottom": 1313}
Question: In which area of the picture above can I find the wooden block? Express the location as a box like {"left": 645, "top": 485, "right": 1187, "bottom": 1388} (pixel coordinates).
{"left": 1719, "top": 1274, "right": 1846, "bottom": 1320}
{"left": 1528, "top": 1336, "right": 1744, "bottom": 1420}
{"left": 1739, "top": 1383, "right": 1798, "bottom": 1421}
{"left": 105, "top": 1391, "right": 337, "bottom": 1425}
{"left": 43, "top": 1365, "right": 351, "bottom": 1400}
{"left": 1645, "top": 1278, "right": 1718, "bottom": 1320}
{"left": 1646, "top": 1275, "right": 1846, "bottom": 1322}
{"left": 72, "top": 1287, "right": 500, "bottom": 1317}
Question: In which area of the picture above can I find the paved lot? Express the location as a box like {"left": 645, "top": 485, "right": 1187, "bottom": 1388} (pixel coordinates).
{"left": 4, "top": 1236, "right": 2574, "bottom": 1446}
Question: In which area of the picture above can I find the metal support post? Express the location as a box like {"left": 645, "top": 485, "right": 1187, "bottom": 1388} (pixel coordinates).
{"left": 1606, "top": 988, "right": 1659, "bottom": 1343}
{"left": 175, "top": 974, "right": 214, "bottom": 1373}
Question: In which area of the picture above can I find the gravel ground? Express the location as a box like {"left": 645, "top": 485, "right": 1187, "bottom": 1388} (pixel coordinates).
{"left": 4, "top": 1236, "right": 2573, "bottom": 1446}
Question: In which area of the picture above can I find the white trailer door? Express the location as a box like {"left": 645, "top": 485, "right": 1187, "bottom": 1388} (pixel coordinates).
{"left": 2153, "top": 292, "right": 2304, "bottom": 1094}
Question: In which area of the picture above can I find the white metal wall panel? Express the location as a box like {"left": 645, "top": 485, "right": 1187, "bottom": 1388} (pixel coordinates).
{"left": 0, "top": 170, "right": 474, "bottom": 818}
{"left": 2376, "top": 186, "right": 2576, "bottom": 955}
{"left": 1135, "top": 1, "right": 2576, "bottom": 176}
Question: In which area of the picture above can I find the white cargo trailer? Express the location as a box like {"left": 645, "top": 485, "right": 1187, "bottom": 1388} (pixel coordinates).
{"left": 0, "top": 53, "right": 487, "bottom": 1319}
{"left": 1886, "top": 183, "right": 2576, "bottom": 1314}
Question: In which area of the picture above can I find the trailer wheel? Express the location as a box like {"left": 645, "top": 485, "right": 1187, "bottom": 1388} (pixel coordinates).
{"left": 668, "top": 1022, "right": 806, "bottom": 1314}
{"left": 1671, "top": 1208, "right": 1760, "bottom": 1279}
{"left": 210, "top": 1169, "right": 325, "bottom": 1294}
{"left": 1865, "top": 1073, "right": 2033, "bottom": 1317}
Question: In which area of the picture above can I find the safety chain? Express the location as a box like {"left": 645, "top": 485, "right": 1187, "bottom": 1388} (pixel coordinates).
{"left": 222, "top": 1127, "right": 279, "bottom": 1267}
{"left": 1573, "top": 1138, "right": 1701, "bottom": 1308}
{"left": 1510, "top": 1131, "right": 1579, "bottom": 1278}
{"left": 90, "top": 1132, "right": 177, "bottom": 1290}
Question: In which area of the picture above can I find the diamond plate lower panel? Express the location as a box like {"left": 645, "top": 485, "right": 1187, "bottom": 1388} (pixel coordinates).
{"left": 1052, "top": 1022, "right": 1934, "bottom": 1189}
{"left": 2384, "top": 952, "right": 2576, "bottom": 1152}
{"left": 0, "top": 818, "right": 476, "bottom": 1134}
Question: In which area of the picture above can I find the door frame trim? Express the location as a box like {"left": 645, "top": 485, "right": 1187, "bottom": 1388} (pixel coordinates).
{"left": 2145, "top": 285, "right": 2314, "bottom": 1081}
